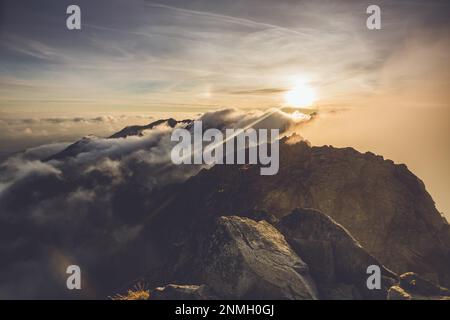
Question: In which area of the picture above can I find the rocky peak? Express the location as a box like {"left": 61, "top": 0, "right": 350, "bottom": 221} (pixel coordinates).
{"left": 146, "top": 139, "right": 450, "bottom": 288}
{"left": 109, "top": 118, "right": 191, "bottom": 139}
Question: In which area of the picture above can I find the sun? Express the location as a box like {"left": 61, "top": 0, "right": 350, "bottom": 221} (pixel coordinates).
{"left": 284, "top": 83, "right": 316, "bottom": 108}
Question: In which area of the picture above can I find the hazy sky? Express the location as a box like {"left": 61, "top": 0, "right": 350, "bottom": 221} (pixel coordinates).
{"left": 1, "top": 0, "right": 447, "bottom": 112}
{"left": 0, "top": 0, "right": 449, "bottom": 216}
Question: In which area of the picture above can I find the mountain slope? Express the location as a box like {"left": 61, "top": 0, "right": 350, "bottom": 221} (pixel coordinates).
{"left": 141, "top": 139, "right": 450, "bottom": 288}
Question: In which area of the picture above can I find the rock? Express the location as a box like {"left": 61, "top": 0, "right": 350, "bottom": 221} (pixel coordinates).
{"left": 387, "top": 286, "right": 411, "bottom": 300}
{"left": 151, "top": 284, "right": 216, "bottom": 300}
{"left": 277, "top": 208, "right": 397, "bottom": 299}
{"left": 201, "top": 216, "right": 318, "bottom": 300}
{"left": 399, "top": 272, "right": 450, "bottom": 297}
{"left": 388, "top": 273, "right": 450, "bottom": 300}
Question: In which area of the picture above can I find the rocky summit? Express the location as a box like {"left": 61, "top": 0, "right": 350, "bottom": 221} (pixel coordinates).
{"left": 136, "top": 139, "right": 449, "bottom": 293}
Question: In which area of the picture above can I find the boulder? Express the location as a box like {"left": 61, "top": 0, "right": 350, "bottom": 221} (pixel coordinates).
{"left": 201, "top": 216, "right": 318, "bottom": 300}
{"left": 389, "top": 272, "right": 450, "bottom": 300}
{"left": 277, "top": 208, "right": 397, "bottom": 299}
{"left": 387, "top": 286, "right": 412, "bottom": 300}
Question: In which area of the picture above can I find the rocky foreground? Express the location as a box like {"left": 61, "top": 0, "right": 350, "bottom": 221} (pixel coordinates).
{"left": 121, "top": 210, "right": 449, "bottom": 300}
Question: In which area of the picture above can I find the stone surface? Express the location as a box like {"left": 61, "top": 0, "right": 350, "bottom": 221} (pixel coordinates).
{"left": 200, "top": 216, "right": 318, "bottom": 300}
{"left": 277, "top": 208, "right": 397, "bottom": 299}
{"left": 387, "top": 286, "right": 412, "bottom": 300}
{"left": 388, "top": 273, "right": 450, "bottom": 300}
{"left": 399, "top": 272, "right": 450, "bottom": 297}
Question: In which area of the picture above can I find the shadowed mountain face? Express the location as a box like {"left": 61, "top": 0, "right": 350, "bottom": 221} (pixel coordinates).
{"left": 0, "top": 115, "right": 449, "bottom": 299}
{"left": 141, "top": 139, "right": 450, "bottom": 289}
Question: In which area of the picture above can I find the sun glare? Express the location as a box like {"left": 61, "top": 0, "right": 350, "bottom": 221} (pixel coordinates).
{"left": 284, "top": 83, "right": 316, "bottom": 108}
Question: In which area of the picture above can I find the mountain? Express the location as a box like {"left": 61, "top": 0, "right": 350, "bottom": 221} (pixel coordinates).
{"left": 9, "top": 117, "right": 450, "bottom": 299}
{"left": 123, "top": 137, "right": 450, "bottom": 297}
{"left": 109, "top": 118, "right": 192, "bottom": 139}
{"left": 45, "top": 134, "right": 98, "bottom": 161}
{"left": 46, "top": 118, "right": 192, "bottom": 161}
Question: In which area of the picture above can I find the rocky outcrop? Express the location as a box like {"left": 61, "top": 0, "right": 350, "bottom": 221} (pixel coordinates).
{"left": 144, "top": 215, "right": 319, "bottom": 300}
{"left": 388, "top": 272, "right": 450, "bottom": 300}
{"left": 147, "top": 140, "right": 450, "bottom": 288}
{"left": 200, "top": 216, "right": 318, "bottom": 300}
{"left": 141, "top": 210, "right": 448, "bottom": 300}
{"left": 277, "top": 208, "right": 397, "bottom": 299}
{"left": 387, "top": 286, "right": 412, "bottom": 300}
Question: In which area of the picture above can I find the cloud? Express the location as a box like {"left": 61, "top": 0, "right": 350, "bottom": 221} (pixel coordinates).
{"left": 6, "top": 0, "right": 448, "bottom": 113}
{"left": 228, "top": 88, "right": 287, "bottom": 95}
{"left": 0, "top": 114, "right": 155, "bottom": 160}
{"left": 4, "top": 115, "right": 135, "bottom": 125}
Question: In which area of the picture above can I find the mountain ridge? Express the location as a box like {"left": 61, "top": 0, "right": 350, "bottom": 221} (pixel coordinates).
{"left": 136, "top": 138, "right": 450, "bottom": 290}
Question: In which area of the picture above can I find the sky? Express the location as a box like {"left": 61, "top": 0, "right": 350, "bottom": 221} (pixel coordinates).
{"left": 0, "top": 0, "right": 449, "bottom": 216}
